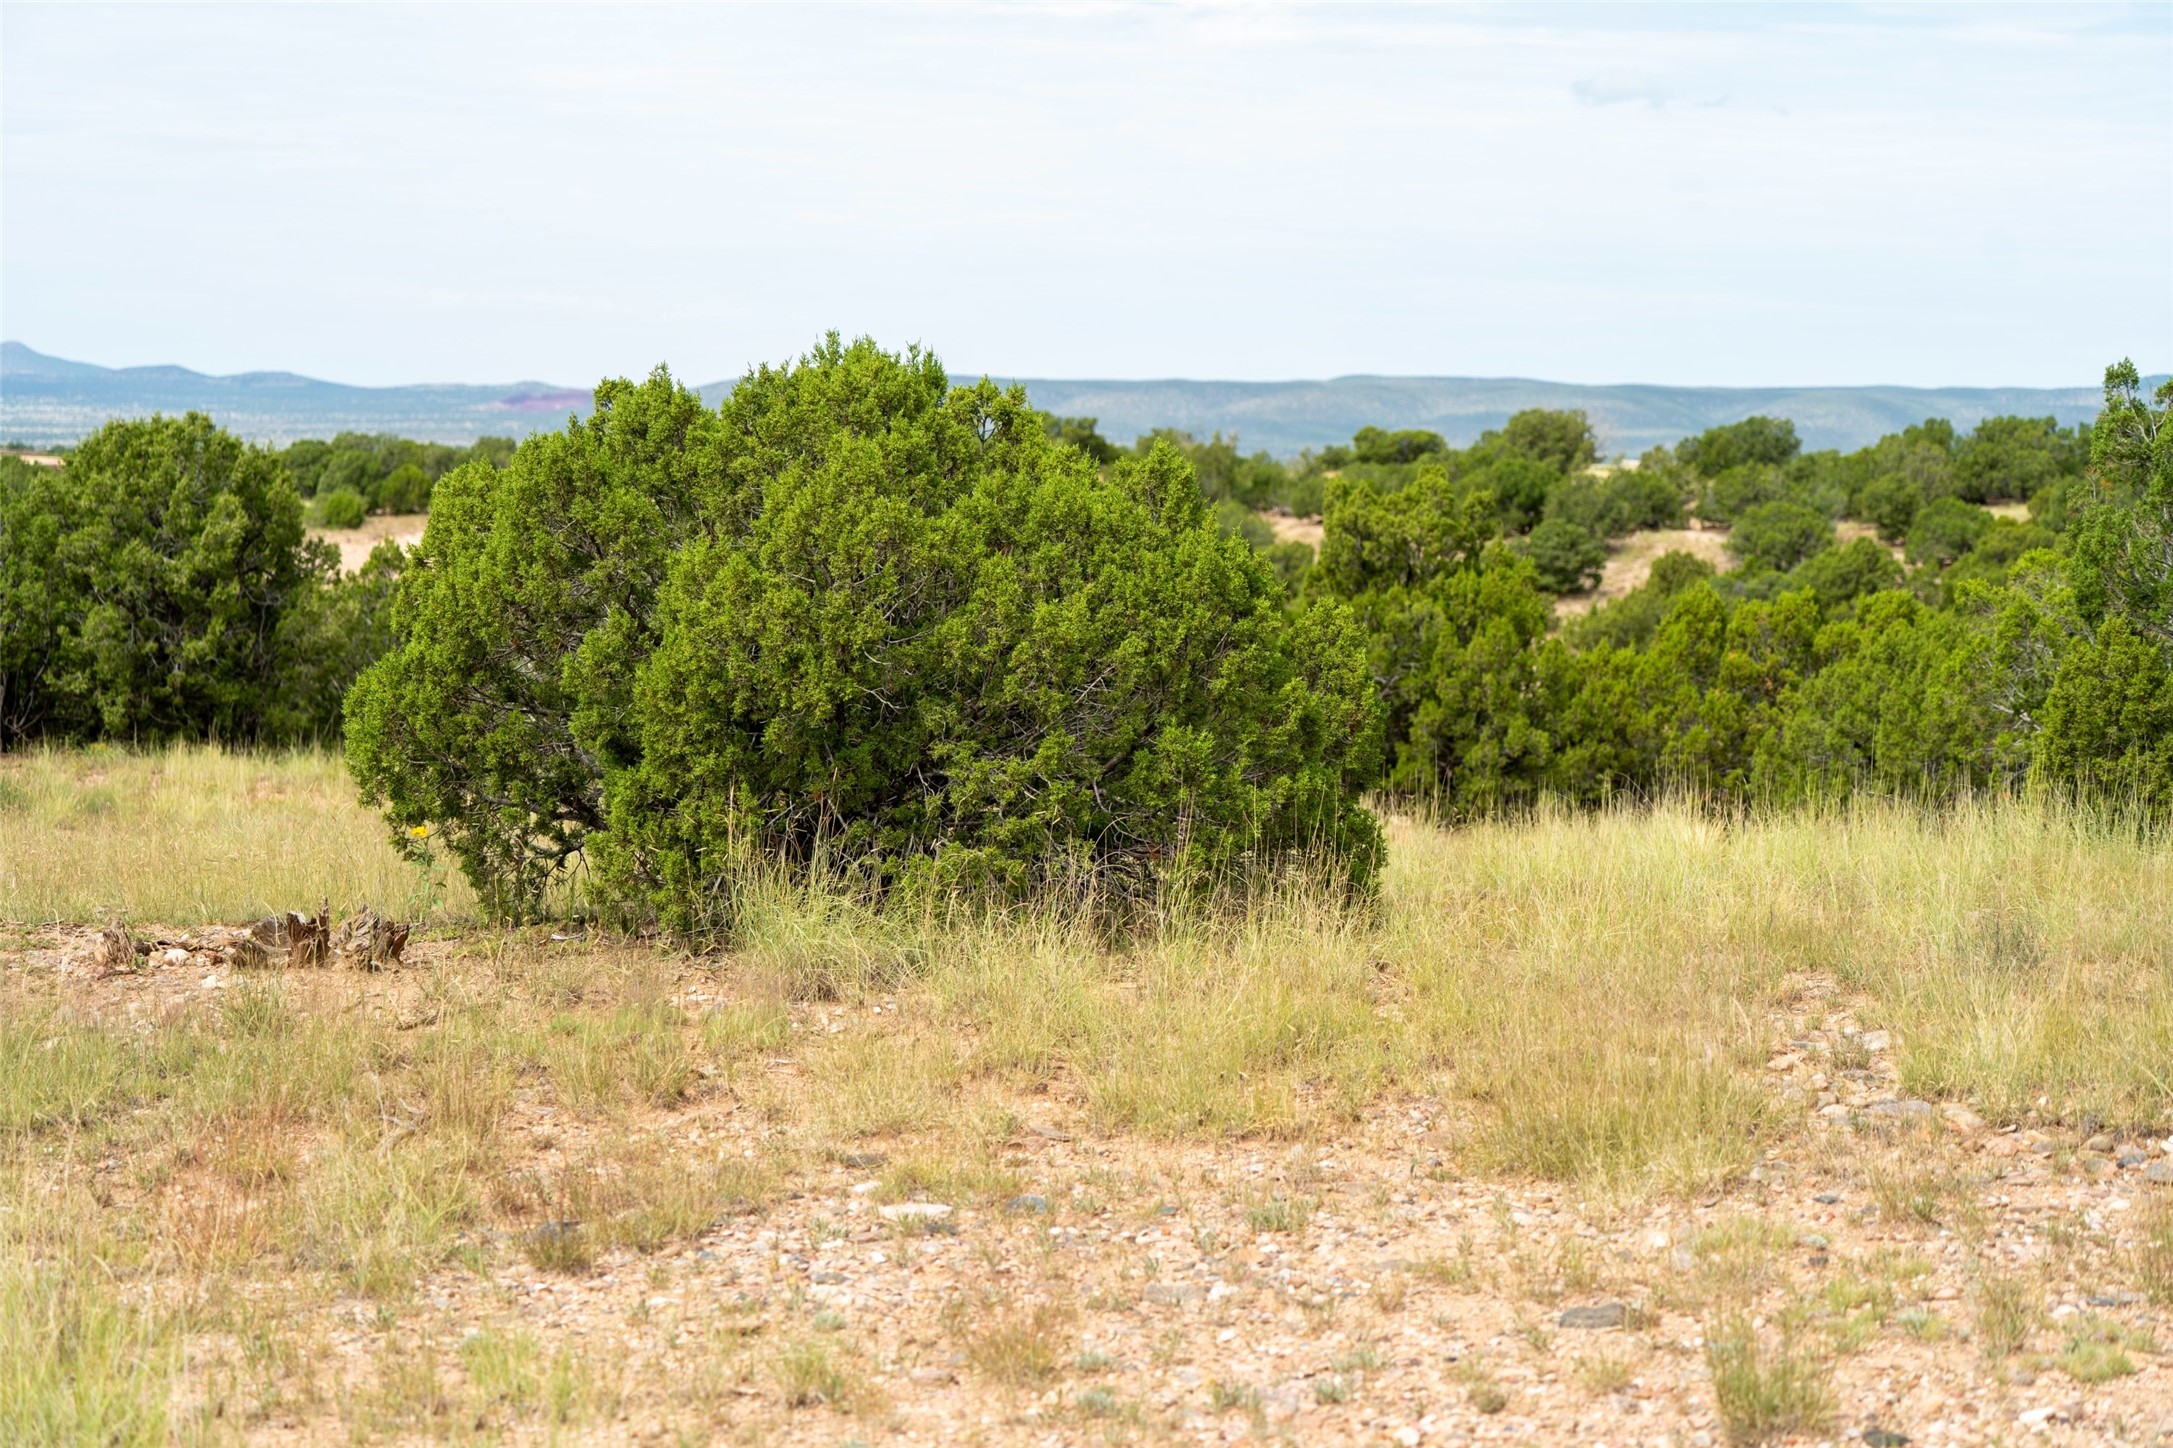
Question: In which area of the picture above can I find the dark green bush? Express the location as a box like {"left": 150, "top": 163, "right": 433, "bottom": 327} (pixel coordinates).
{"left": 1494, "top": 409, "right": 1596, "bottom": 475}
{"left": 1859, "top": 473, "right": 1922, "bottom": 541}
{"left": 278, "top": 431, "right": 510, "bottom": 505}
{"left": 1, "top": 413, "right": 334, "bottom": 744}
{"left": 2032, "top": 615, "right": 2173, "bottom": 811}
{"left": 2030, "top": 362, "right": 2173, "bottom": 810}
{"left": 1545, "top": 468, "right": 1684, "bottom": 539}
{"left": 1705, "top": 461, "right": 1849, "bottom": 526}
{"left": 1523, "top": 518, "right": 1607, "bottom": 594}
{"left": 348, "top": 338, "right": 1381, "bottom": 922}
{"left": 1752, "top": 590, "right": 2021, "bottom": 803}
{"left": 1468, "top": 454, "right": 1559, "bottom": 534}
{"left": 1786, "top": 537, "right": 1903, "bottom": 612}
{"left": 345, "top": 367, "right": 718, "bottom": 917}
{"left": 1905, "top": 497, "right": 1993, "bottom": 568}
{"left": 267, "top": 539, "right": 409, "bottom": 742}
{"left": 1952, "top": 415, "right": 2083, "bottom": 504}
{"left": 1309, "top": 473, "right": 1555, "bottom": 814}
{"left": 1680, "top": 415, "right": 1800, "bottom": 476}
{"left": 313, "top": 487, "right": 368, "bottom": 529}
{"left": 377, "top": 462, "right": 432, "bottom": 513}
{"left": 1728, "top": 501, "right": 1833, "bottom": 573}
{"left": 1350, "top": 426, "right": 1449, "bottom": 466}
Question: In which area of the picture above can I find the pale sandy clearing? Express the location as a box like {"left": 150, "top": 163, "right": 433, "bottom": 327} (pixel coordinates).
{"left": 1555, "top": 526, "right": 1734, "bottom": 618}
{"left": 310, "top": 511, "right": 428, "bottom": 573}
{"left": 1265, "top": 510, "right": 1324, "bottom": 550}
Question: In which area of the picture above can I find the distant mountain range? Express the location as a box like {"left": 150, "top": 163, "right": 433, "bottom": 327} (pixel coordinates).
{"left": 3, "top": 341, "right": 2148, "bottom": 457}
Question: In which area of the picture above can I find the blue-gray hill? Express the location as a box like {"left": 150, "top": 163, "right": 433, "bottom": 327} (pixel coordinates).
{"left": 3, "top": 342, "right": 2151, "bottom": 456}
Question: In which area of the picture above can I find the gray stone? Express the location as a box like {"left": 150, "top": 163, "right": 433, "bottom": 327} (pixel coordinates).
{"left": 1558, "top": 1302, "right": 1628, "bottom": 1329}
{"left": 878, "top": 1202, "right": 952, "bottom": 1224}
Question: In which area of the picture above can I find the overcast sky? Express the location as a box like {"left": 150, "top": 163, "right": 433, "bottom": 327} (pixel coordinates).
{"left": 3, "top": 2, "right": 2168, "bottom": 389}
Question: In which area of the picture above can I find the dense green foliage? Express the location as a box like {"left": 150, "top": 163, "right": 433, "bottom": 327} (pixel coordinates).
{"left": 0, "top": 414, "right": 396, "bottom": 744}
{"left": 1523, "top": 517, "right": 1608, "bottom": 594}
{"left": 347, "top": 339, "right": 1382, "bottom": 922}
{"left": 12, "top": 348, "right": 2166, "bottom": 918}
{"left": 275, "top": 431, "right": 515, "bottom": 516}
{"left": 1307, "top": 363, "right": 2167, "bottom": 819}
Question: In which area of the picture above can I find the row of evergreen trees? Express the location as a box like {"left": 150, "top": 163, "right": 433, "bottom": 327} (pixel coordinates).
{"left": 3, "top": 341, "right": 2164, "bottom": 923}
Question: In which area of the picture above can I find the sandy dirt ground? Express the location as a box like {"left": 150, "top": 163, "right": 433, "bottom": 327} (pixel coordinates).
{"left": 1554, "top": 528, "right": 1735, "bottom": 619}
{"left": 309, "top": 513, "right": 428, "bottom": 573}
{"left": 1265, "top": 511, "right": 1325, "bottom": 550}
{"left": 8, "top": 926, "right": 2170, "bottom": 1447}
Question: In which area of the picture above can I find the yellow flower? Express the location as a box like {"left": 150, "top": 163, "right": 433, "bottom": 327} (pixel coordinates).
{"left": 409, "top": 824, "right": 431, "bottom": 839}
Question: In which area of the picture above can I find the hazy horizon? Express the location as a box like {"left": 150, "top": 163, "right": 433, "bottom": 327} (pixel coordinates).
{"left": 4, "top": 3, "right": 2169, "bottom": 390}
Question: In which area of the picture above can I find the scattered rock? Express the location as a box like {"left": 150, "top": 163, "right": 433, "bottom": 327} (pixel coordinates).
{"left": 2017, "top": 1401, "right": 2078, "bottom": 1430}
{"left": 1940, "top": 1103, "right": 1986, "bottom": 1133}
{"left": 878, "top": 1203, "right": 952, "bottom": 1225}
{"left": 1558, "top": 1302, "right": 1627, "bottom": 1329}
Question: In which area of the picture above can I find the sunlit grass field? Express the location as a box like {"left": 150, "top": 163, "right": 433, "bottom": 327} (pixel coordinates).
{"left": 2, "top": 746, "right": 2169, "bottom": 1441}
{"left": 0, "top": 745, "right": 475, "bottom": 923}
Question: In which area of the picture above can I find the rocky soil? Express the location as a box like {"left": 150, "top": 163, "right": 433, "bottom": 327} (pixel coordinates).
{"left": 8, "top": 926, "right": 2171, "bottom": 1446}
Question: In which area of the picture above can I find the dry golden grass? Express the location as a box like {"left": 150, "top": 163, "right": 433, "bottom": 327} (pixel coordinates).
{"left": 1552, "top": 524, "right": 1734, "bottom": 616}
{"left": 0, "top": 744, "right": 475, "bottom": 925}
{"left": 2, "top": 748, "right": 2170, "bottom": 1437}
